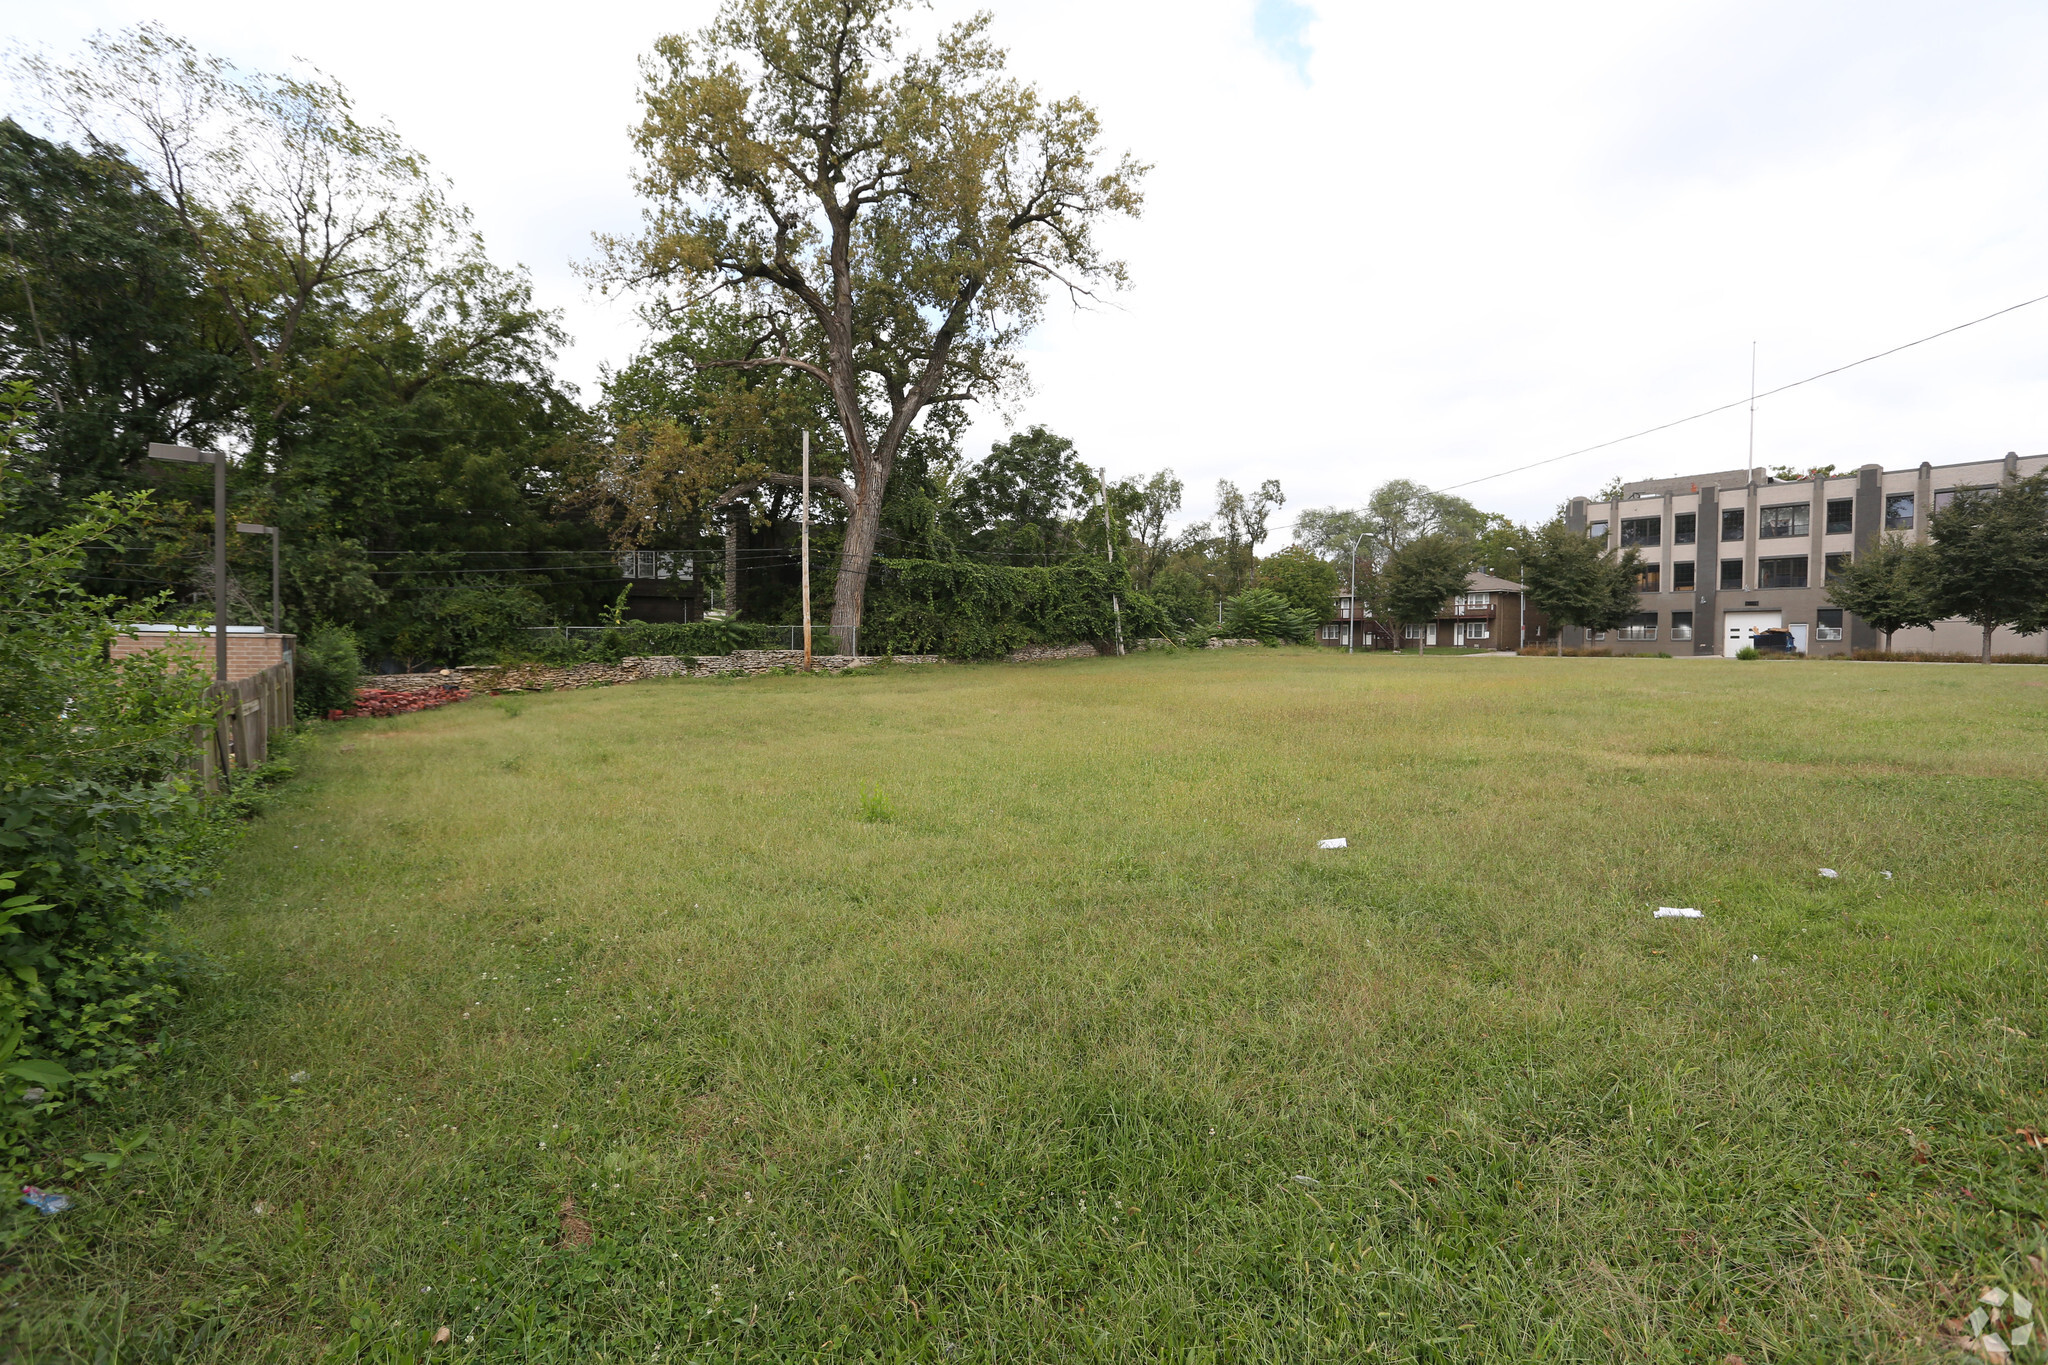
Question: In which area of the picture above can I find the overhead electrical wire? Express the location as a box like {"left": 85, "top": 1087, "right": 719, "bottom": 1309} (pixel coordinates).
{"left": 1431, "top": 287, "right": 2048, "bottom": 495}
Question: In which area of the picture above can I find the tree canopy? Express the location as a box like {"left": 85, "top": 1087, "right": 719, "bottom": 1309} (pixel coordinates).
{"left": 598, "top": 0, "right": 1146, "bottom": 638}
{"left": 1380, "top": 534, "right": 1475, "bottom": 654}
{"left": 1923, "top": 475, "right": 2048, "bottom": 662}
{"left": 1519, "top": 519, "right": 1642, "bottom": 654}
{"left": 1823, "top": 533, "right": 1934, "bottom": 652}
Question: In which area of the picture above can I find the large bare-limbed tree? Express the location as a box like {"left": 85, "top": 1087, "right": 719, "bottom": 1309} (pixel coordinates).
{"left": 594, "top": 0, "right": 1145, "bottom": 639}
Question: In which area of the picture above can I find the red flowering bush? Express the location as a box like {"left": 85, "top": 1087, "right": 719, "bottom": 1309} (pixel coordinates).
{"left": 327, "top": 685, "right": 470, "bottom": 720}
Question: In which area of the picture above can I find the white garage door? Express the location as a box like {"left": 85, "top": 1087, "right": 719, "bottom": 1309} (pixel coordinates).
{"left": 1723, "top": 610, "right": 1783, "bottom": 657}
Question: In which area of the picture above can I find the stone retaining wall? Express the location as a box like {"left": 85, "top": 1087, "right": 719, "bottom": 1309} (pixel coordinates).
{"left": 364, "top": 650, "right": 943, "bottom": 695}
{"left": 362, "top": 637, "right": 1257, "bottom": 698}
{"left": 1005, "top": 642, "right": 1107, "bottom": 662}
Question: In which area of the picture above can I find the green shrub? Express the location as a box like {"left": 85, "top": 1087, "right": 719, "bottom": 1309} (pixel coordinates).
{"left": 295, "top": 624, "right": 363, "bottom": 718}
{"left": 0, "top": 384, "right": 216, "bottom": 1167}
{"left": 1736, "top": 646, "right": 1760, "bottom": 660}
{"left": 1222, "top": 587, "right": 1317, "bottom": 644}
{"left": 372, "top": 577, "right": 552, "bottom": 667}
{"left": 861, "top": 558, "right": 1171, "bottom": 658}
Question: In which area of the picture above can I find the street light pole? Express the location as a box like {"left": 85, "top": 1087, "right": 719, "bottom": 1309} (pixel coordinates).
{"left": 236, "top": 522, "right": 280, "bottom": 632}
{"left": 148, "top": 443, "right": 228, "bottom": 683}
{"left": 1346, "top": 530, "right": 1368, "bottom": 655}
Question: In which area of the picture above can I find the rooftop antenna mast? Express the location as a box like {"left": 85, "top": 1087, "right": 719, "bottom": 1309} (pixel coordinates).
{"left": 1747, "top": 341, "right": 1757, "bottom": 468}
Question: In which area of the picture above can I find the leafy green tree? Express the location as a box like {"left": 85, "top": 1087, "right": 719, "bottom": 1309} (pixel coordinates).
{"left": 953, "top": 427, "right": 1089, "bottom": 564}
{"left": 1294, "top": 481, "right": 1509, "bottom": 584}
{"left": 1824, "top": 533, "right": 1935, "bottom": 653}
{"left": 0, "top": 119, "right": 240, "bottom": 531}
{"left": 1124, "top": 470, "right": 1183, "bottom": 588}
{"left": 598, "top": 0, "right": 1146, "bottom": 641}
{"left": 1222, "top": 587, "right": 1315, "bottom": 644}
{"left": 1519, "top": 519, "right": 1642, "bottom": 655}
{"left": 1259, "top": 545, "right": 1339, "bottom": 618}
{"left": 1380, "top": 533, "right": 1474, "bottom": 655}
{"left": 1215, "top": 479, "right": 1283, "bottom": 592}
{"left": 22, "top": 30, "right": 607, "bottom": 660}
{"left": 1148, "top": 566, "right": 1210, "bottom": 629}
{"left": 28, "top": 24, "right": 451, "bottom": 462}
{"left": 1924, "top": 476, "right": 2048, "bottom": 662}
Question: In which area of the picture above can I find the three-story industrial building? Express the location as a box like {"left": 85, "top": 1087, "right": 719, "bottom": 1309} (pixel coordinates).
{"left": 1562, "top": 452, "right": 2047, "bottom": 656}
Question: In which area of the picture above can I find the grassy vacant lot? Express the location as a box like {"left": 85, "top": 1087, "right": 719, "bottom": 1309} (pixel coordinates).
{"left": 13, "top": 649, "right": 2048, "bottom": 1362}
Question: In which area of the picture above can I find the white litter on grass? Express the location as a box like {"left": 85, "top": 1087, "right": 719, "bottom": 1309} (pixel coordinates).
{"left": 1882, "top": 871, "right": 1893, "bottom": 880}
{"left": 1291, "top": 1174, "right": 1321, "bottom": 1188}
{"left": 1317, "top": 838, "right": 1348, "bottom": 850}
{"left": 1818, "top": 868, "right": 1839, "bottom": 878}
{"left": 1653, "top": 907, "right": 1703, "bottom": 919}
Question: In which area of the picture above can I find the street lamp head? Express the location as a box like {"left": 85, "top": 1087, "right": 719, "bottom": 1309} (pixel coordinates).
{"left": 235, "top": 522, "right": 275, "bottom": 535}
{"left": 146, "top": 442, "right": 220, "bottom": 464}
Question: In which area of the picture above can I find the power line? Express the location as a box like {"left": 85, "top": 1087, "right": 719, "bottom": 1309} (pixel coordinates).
{"left": 1433, "top": 287, "right": 2048, "bottom": 494}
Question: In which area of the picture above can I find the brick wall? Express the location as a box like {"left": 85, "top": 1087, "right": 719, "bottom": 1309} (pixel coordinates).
{"left": 111, "top": 630, "right": 296, "bottom": 682}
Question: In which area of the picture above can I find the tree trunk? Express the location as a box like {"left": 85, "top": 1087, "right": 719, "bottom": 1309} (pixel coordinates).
{"left": 1882, "top": 628, "right": 1893, "bottom": 654}
{"left": 829, "top": 473, "right": 884, "bottom": 656}
{"left": 1982, "top": 621, "right": 1996, "bottom": 664}
{"left": 1558, "top": 629, "right": 1565, "bottom": 658}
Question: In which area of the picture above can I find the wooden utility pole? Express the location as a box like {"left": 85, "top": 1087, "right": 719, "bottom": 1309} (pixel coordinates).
{"left": 801, "top": 430, "right": 813, "bottom": 671}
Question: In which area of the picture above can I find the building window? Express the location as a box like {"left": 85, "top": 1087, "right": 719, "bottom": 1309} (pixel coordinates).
{"left": 618, "top": 551, "right": 692, "bottom": 581}
{"left": 1587, "top": 519, "right": 1609, "bottom": 539}
{"left": 1616, "top": 612, "right": 1658, "bottom": 641}
{"left": 1670, "top": 611, "right": 1694, "bottom": 641}
{"left": 1885, "top": 493, "right": 1914, "bottom": 529}
{"left": 1758, "top": 504, "right": 1809, "bottom": 539}
{"left": 1758, "top": 556, "right": 1809, "bottom": 588}
{"left": 1824, "top": 552, "right": 1851, "bottom": 582}
{"left": 1815, "top": 608, "right": 1844, "bottom": 642}
{"left": 1825, "top": 498, "right": 1853, "bottom": 534}
{"left": 1933, "top": 486, "right": 1987, "bottom": 512}
{"left": 1592, "top": 629, "right": 1606, "bottom": 641}
{"left": 1454, "top": 592, "right": 1492, "bottom": 608}
{"left": 1720, "top": 558, "right": 1743, "bottom": 590}
{"left": 1673, "top": 512, "right": 1696, "bottom": 544}
{"left": 1635, "top": 563, "right": 1660, "bottom": 593}
{"left": 1320, "top": 624, "right": 1337, "bottom": 641}
{"left": 1404, "top": 624, "right": 1423, "bottom": 639}
{"left": 1620, "top": 516, "right": 1661, "bottom": 547}
{"left": 1722, "top": 508, "right": 1745, "bottom": 541}
{"left": 1673, "top": 560, "right": 1696, "bottom": 591}
{"left": 1463, "top": 620, "right": 1490, "bottom": 641}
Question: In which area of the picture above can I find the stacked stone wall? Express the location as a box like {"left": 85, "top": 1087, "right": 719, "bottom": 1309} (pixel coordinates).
{"left": 365, "top": 651, "right": 943, "bottom": 695}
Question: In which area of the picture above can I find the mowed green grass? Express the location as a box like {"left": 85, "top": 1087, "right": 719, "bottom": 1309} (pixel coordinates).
{"left": 14, "top": 650, "right": 2048, "bottom": 1363}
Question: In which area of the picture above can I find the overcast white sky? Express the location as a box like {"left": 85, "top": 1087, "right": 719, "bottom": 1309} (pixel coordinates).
{"left": 10, "top": 1, "right": 2048, "bottom": 531}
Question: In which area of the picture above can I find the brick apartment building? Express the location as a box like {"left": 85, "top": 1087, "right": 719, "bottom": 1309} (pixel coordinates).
{"left": 1563, "top": 451, "right": 2048, "bottom": 656}
{"left": 1318, "top": 571, "right": 1546, "bottom": 650}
